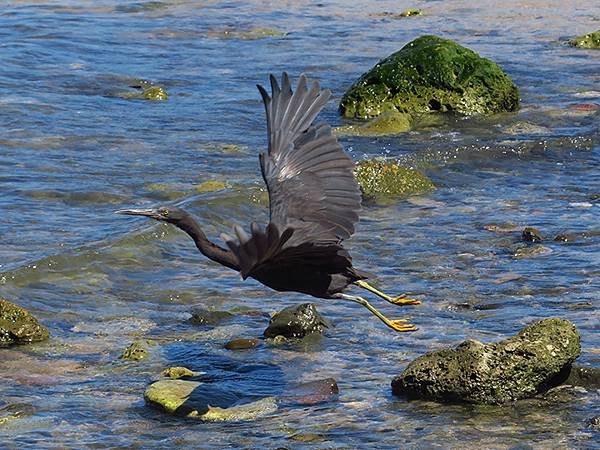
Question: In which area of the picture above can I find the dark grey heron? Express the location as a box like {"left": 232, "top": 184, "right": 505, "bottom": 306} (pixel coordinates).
{"left": 117, "top": 73, "right": 420, "bottom": 332}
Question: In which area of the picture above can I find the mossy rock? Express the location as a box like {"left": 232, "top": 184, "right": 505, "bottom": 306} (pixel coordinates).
{"left": 568, "top": 30, "right": 600, "bottom": 49}
{"left": 114, "top": 81, "right": 168, "bottom": 101}
{"left": 120, "top": 340, "right": 151, "bottom": 361}
{"left": 354, "top": 159, "right": 435, "bottom": 200}
{"left": 144, "top": 379, "right": 277, "bottom": 420}
{"left": 0, "top": 298, "right": 49, "bottom": 345}
{"left": 335, "top": 111, "right": 412, "bottom": 136}
{"left": 340, "top": 35, "right": 519, "bottom": 119}
{"left": 392, "top": 318, "right": 581, "bottom": 404}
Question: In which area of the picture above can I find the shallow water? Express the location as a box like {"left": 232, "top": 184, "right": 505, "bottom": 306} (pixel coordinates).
{"left": 1, "top": 0, "right": 599, "bottom": 448}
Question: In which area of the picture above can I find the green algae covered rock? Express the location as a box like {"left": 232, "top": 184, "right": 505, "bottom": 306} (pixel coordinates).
{"left": 392, "top": 318, "right": 581, "bottom": 404}
{"left": 354, "top": 159, "right": 434, "bottom": 200}
{"left": 335, "top": 111, "right": 412, "bottom": 136}
{"left": 0, "top": 298, "right": 49, "bottom": 345}
{"left": 340, "top": 35, "right": 519, "bottom": 119}
{"left": 568, "top": 30, "right": 600, "bottom": 49}
{"left": 144, "top": 379, "right": 277, "bottom": 421}
{"left": 119, "top": 340, "right": 151, "bottom": 361}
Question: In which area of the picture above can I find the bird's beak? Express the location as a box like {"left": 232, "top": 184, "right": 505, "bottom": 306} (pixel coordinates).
{"left": 115, "top": 208, "right": 159, "bottom": 219}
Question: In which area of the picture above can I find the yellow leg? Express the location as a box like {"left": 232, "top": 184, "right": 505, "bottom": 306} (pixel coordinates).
{"left": 334, "top": 293, "right": 417, "bottom": 332}
{"left": 354, "top": 280, "right": 421, "bottom": 306}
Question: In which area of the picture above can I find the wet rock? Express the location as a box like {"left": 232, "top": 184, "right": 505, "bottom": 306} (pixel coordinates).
{"left": 503, "top": 121, "right": 551, "bottom": 135}
{"left": 513, "top": 244, "right": 552, "bottom": 259}
{"left": 120, "top": 340, "right": 150, "bottom": 361}
{"left": 391, "top": 318, "right": 581, "bottom": 404}
{"left": 144, "top": 379, "right": 277, "bottom": 420}
{"left": 225, "top": 338, "right": 260, "bottom": 350}
{"left": 113, "top": 80, "right": 168, "bottom": 101}
{"left": 522, "top": 227, "right": 544, "bottom": 242}
{"left": 568, "top": 30, "right": 600, "bottom": 49}
{"left": 189, "top": 307, "right": 233, "bottom": 326}
{"left": 195, "top": 180, "right": 228, "bottom": 193}
{"left": 483, "top": 222, "right": 520, "bottom": 233}
{"left": 554, "top": 233, "right": 576, "bottom": 243}
{"left": 0, "top": 403, "right": 36, "bottom": 425}
{"left": 340, "top": 35, "right": 519, "bottom": 119}
{"left": 589, "top": 416, "right": 600, "bottom": 430}
{"left": 0, "top": 298, "right": 49, "bottom": 345}
{"left": 161, "top": 366, "right": 195, "bottom": 379}
{"left": 207, "top": 27, "right": 286, "bottom": 40}
{"left": 562, "top": 365, "right": 600, "bottom": 389}
{"left": 263, "top": 303, "right": 329, "bottom": 339}
{"left": 354, "top": 159, "right": 434, "bottom": 200}
{"left": 285, "top": 378, "right": 339, "bottom": 405}
{"left": 370, "top": 9, "right": 423, "bottom": 19}
{"left": 335, "top": 111, "right": 412, "bottom": 136}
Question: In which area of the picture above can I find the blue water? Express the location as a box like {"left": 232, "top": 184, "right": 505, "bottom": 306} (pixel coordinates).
{"left": 0, "top": 1, "right": 599, "bottom": 448}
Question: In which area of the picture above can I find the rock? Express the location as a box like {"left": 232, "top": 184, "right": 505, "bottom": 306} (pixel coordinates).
{"left": 589, "top": 416, "right": 600, "bottom": 431}
{"left": 562, "top": 365, "right": 600, "bottom": 389}
{"left": 568, "top": 30, "right": 600, "bottom": 49}
{"left": 512, "top": 244, "right": 552, "bottom": 259}
{"left": 189, "top": 307, "right": 233, "bottom": 326}
{"left": 285, "top": 378, "right": 339, "bottom": 405}
{"left": 114, "top": 80, "right": 168, "bottom": 101}
{"left": 0, "top": 298, "right": 49, "bottom": 345}
{"left": 224, "top": 338, "right": 260, "bottom": 350}
{"left": 554, "top": 233, "right": 576, "bottom": 243}
{"left": 483, "top": 222, "right": 520, "bottom": 233}
{"left": 195, "top": 181, "right": 228, "bottom": 193}
{"left": 120, "top": 340, "right": 150, "bottom": 361}
{"left": 371, "top": 9, "right": 423, "bottom": 19}
{"left": 391, "top": 318, "right": 581, "bottom": 404}
{"left": 161, "top": 366, "right": 195, "bottom": 379}
{"left": 340, "top": 35, "right": 519, "bottom": 119}
{"left": 207, "top": 27, "right": 286, "bottom": 40}
{"left": 144, "top": 379, "right": 277, "bottom": 420}
{"left": 263, "top": 303, "right": 329, "bottom": 339}
{"left": 335, "top": 111, "right": 412, "bottom": 136}
{"left": 0, "top": 403, "right": 36, "bottom": 425}
{"left": 522, "top": 227, "right": 544, "bottom": 242}
{"left": 354, "top": 159, "right": 435, "bottom": 200}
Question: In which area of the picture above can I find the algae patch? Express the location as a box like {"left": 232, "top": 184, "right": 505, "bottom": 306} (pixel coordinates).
{"left": 354, "top": 159, "right": 435, "bottom": 200}
{"left": 568, "top": 30, "right": 600, "bottom": 49}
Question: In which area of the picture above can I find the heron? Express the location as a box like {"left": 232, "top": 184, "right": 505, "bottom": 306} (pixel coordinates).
{"left": 117, "top": 73, "right": 421, "bottom": 332}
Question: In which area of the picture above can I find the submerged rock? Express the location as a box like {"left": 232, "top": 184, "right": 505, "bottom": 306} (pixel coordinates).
{"left": 354, "top": 159, "right": 435, "bottom": 200}
{"left": 224, "top": 338, "right": 260, "bottom": 350}
{"left": 0, "top": 298, "right": 49, "bottom": 345}
{"left": 391, "top": 318, "right": 581, "bottom": 404}
{"left": 207, "top": 27, "right": 286, "bottom": 40}
{"left": 285, "top": 378, "right": 339, "bottom": 405}
{"left": 189, "top": 307, "right": 233, "bottom": 326}
{"left": 161, "top": 366, "right": 196, "bottom": 379}
{"left": 340, "top": 35, "right": 519, "bottom": 119}
{"left": 568, "top": 30, "right": 600, "bottom": 49}
{"left": 512, "top": 244, "right": 552, "bottom": 259}
{"left": 522, "top": 227, "right": 544, "bottom": 242}
{"left": 144, "top": 379, "right": 277, "bottom": 421}
{"left": 113, "top": 80, "right": 168, "bottom": 101}
{"left": 119, "top": 340, "right": 151, "bottom": 361}
{"left": 263, "top": 303, "right": 329, "bottom": 339}
{"left": 335, "top": 111, "right": 412, "bottom": 136}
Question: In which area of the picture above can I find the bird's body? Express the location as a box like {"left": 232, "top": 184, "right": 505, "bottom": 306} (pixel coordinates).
{"left": 117, "top": 73, "right": 420, "bottom": 332}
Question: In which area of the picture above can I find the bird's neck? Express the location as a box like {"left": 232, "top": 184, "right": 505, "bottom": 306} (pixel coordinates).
{"left": 174, "top": 213, "right": 239, "bottom": 271}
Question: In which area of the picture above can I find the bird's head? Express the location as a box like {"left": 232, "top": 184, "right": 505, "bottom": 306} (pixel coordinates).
{"left": 115, "top": 205, "right": 188, "bottom": 224}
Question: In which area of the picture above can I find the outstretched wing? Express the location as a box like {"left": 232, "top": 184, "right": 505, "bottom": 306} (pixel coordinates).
{"left": 257, "top": 72, "right": 361, "bottom": 245}
{"left": 222, "top": 73, "right": 361, "bottom": 279}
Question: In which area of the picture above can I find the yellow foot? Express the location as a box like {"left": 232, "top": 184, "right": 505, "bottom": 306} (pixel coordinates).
{"left": 387, "top": 319, "right": 418, "bottom": 332}
{"left": 388, "top": 294, "right": 421, "bottom": 306}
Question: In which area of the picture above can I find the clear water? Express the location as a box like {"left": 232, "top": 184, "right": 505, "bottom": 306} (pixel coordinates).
{"left": 0, "top": 0, "right": 599, "bottom": 448}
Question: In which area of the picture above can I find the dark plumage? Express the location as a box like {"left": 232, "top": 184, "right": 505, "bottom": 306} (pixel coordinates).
{"left": 117, "top": 73, "right": 420, "bottom": 332}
